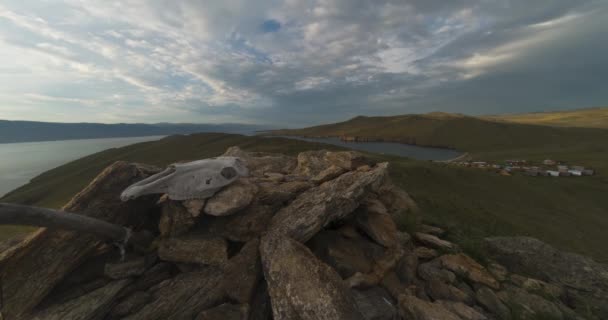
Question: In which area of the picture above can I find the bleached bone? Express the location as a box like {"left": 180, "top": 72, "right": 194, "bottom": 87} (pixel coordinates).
{"left": 121, "top": 157, "right": 248, "bottom": 201}
{"left": 0, "top": 203, "right": 154, "bottom": 249}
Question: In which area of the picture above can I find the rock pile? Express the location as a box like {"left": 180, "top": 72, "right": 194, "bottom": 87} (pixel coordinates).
{"left": 0, "top": 147, "right": 604, "bottom": 320}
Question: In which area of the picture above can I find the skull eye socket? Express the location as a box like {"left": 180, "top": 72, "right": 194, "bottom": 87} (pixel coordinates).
{"left": 221, "top": 167, "right": 238, "bottom": 179}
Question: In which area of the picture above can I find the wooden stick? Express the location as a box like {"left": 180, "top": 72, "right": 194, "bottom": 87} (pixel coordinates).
{"left": 0, "top": 203, "right": 153, "bottom": 249}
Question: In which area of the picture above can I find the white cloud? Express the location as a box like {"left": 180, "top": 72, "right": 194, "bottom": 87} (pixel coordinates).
{"left": 0, "top": 0, "right": 605, "bottom": 124}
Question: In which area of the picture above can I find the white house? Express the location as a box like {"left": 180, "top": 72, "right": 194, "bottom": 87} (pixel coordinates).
{"left": 568, "top": 170, "right": 583, "bottom": 176}
{"left": 547, "top": 170, "right": 560, "bottom": 177}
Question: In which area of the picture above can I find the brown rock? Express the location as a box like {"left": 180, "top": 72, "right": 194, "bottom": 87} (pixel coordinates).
{"left": 475, "top": 287, "right": 511, "bottom": 320}
{"left": 426, "top": 278, "right": 472, "bottom": 304}
{"left": 352, "top": 287, "right": 398, "bottom": 320}
{"left": 32, "top": 279, "right": 131, "bottom": 320}
{"left": 439, "top": 254, "right": 500, "bottom": 290}
{"left": 311, "top": 165, "right": 346, "bottom": 184}
{"left": 509, "top": 275, "right": 563, "bottom": 301}
{"left": 126, "top": 268, "right": 225, "bottom": 320}
{"left": 0, "top": 161, "right": 160, "bottom": 319}
{"left": 381, "top": 271, "right": 408, "bottom": 300}
{"left": 222, "top": 146, "right": 297, "bottom": 176}
{"left": 257, "top": 180, "right": 314, "bottom": 205}
{"left": 204, "top": 178, "right": 258, "bottom": 216}
{"left": 104, "top": 255, "right": 155, "bottom": 280}
{"left": 488, "top": 262, "right": 508, "bottom": 282}
{"left": 485, "top": 236, "right": 608, "bottom": 318}
{"left": 110, "top": 291, "right": 152, "bottom": 318}
{"left": 295, "top": 150, "right": 370, "bottom": 177}
{"left": 260, "top": 235, "right": 365, "bottom": 320}
{"left": 158, "top": 200, "right": 196, "bottom": 237}
{"left": 398, "top": 294, "right": 462, "bottom": 320}
{"left": 264, "top": 172, "right": 285, "bottom": 183}
{"left": 438, "top": 301, "right": 488, "bottom": 320}
{"left": 158, "top": 236, "right": 227, "bottom": 266}
{"left": 222, "top": 238, "right": 262, "bottom": 304}
{"left": 419, "top": 224, "right": 446, "bottom": 237}
{"left": 355, "top": 199, "right": 399, "bottom": 248}
{"left": 202, "top": 202, "right": 275, "bottom": 242}
{"left": 415, "top": 247, "right": 438, "bottom": 260}
{"left": 497, "top": 286, "right": 564, "bottom": 320}
{"left": 396, "top": 252, "right": 419, "bottom": 285}
{"left": 267, "top": 163, "right": 388, "bottom": 242}
{"left": 414, "top": 233, "right": 456, "bottom": 251}
{"left": 183, "top": 199, "right": 206, "bottom": 217}
{"left": 195, "top": 303, "right": 249, "bottom": 320}
{"left": 308, "top": 230, "right": 384, "bottom": 279}
{"left": 376, "top": 180, "right": 420, "bottom": 219}
{"left": 418, "top": 260, "right": 456, "bottom": 284}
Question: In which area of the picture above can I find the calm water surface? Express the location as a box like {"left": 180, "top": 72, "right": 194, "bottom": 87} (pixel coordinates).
{"left": 278, "top": 136, "right": 462, "bottom": 161}
{"left": 0, "top": 136, "right": 164, "bottom": 197}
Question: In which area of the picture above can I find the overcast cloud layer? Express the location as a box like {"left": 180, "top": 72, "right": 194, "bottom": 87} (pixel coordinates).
{"left": 0, "top": 0, "right": 606, "bottom": 126}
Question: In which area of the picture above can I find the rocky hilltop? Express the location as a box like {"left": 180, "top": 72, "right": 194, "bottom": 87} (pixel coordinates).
{"left": 1, "top": 147, "right": 606, "bottom": 320}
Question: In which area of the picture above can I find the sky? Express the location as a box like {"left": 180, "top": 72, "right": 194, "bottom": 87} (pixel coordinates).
{"left": 0, "top": 0, "right": 606, "bottom": 126}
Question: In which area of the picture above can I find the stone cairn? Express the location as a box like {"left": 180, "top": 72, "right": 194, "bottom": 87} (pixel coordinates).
{"left": 0, "top": 147, "right": 605, "bottom": 320}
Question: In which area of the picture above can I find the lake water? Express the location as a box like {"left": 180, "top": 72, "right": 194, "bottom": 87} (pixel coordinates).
{"left": 278, "top": 136, "right": 462, "bottom": 161}
{"left": 0, "top": 136, "right": 165, "bottom": 197}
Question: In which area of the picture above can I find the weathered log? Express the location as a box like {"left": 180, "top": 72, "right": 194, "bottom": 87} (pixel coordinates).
{"left": 0, "top": 161, "right": 160, "bottom": 320}
{"left": 0, "top": 203, "right": 153, "bottom": 249}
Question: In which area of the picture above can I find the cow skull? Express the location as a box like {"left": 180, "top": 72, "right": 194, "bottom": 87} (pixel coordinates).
{"left": 121, "top": 157, "right": 248, "bottom": 201}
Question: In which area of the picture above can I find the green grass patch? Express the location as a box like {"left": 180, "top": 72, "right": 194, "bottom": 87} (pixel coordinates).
{"left": 2, "top": 132, "right": 608, "bottom": 264}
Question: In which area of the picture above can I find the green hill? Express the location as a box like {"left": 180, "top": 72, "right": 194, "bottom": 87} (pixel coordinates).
{"left": 2, "top": 132, "right": 608, "bottom": 263}
{"left": 270, "top": 112, "right": 608, "bottom": 172}
{"left": 484, "top": 107, "right": 608, "bottom": 129}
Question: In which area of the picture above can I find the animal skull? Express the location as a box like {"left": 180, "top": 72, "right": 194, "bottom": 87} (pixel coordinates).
{"left": 121, "top": 157, "right": 248, "bottom": 201}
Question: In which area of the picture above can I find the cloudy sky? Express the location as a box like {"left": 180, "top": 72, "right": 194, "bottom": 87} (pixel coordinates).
{"left": 0, "top": 0, "right": 606, "bottom": 126}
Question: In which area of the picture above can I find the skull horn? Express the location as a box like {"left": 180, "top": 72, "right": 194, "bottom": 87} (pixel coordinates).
{"left": 0, "top": 203, "right": 153, "bottom": 250}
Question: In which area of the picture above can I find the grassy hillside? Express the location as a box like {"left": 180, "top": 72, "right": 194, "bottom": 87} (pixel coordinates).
{"left": 270, "top": 113, "right": 608, "bottom": 172}
{"left": 2, "top": 132, "right": 608, "bottom": 263}
{"left": 484, "top": 107, "right": 608, "bottom": 129}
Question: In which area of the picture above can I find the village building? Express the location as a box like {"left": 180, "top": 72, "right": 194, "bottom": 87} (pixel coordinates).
{"left": 569, "top": 170, "right": 583, "bottom": 176}
{"left": 557, "top": 165, "right": 569, "bottom": 172}
{"left": 583, "top": 169, "right": 595, "bottom": 176}
{"left": 543, "top": 159, "right": 556, "bottom": 165}
{"left": 547, "top": 170, "right": 560, "bottom": 177}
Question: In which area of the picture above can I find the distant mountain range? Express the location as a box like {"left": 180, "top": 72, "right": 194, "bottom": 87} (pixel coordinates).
{"left": 0, "top": 120, "right": 272, "bottom": 143}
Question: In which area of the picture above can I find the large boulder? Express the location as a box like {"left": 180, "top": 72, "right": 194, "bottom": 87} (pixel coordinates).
{"left": 398, "top": 294, "right": 462, "bottom": 320}
{"left": 355, "top": 198, "right": 399, "bottom": 248}
{"left": 201, "top": 202, "right": 276, "bottom": 242}
{"left": 267, "top": 163, "right": 388, "bottom": 242}
{"left": 222, "top": 146, "right": 297, "bottom": 176}
{"left": 31, "top": 279, "right": 131, "bottom": 320}
{"left": 195, "top": 303, "right": 249, "bottom": 320}
{"left": 158, "top": 200, "right": 196, "bottom": 237}
{"left": 475, "top": 287, "right": 511, "bottom": 320}
{"left": 352, "top": 287, "right": 398, "bottom": 320}
{"left": 0, "top": 161, "right": 161, "bottom": 319}
{"left": 485, "top": 236, "right": 608, "bottom": 318}
{"left": 414, "top": 233, "right": 456, "bottom": 251}
{"left": 204, "top": 178, "right": 258, "bottom": 216}
{"left": 439, "top": 254, "right": 500, "bottom": 290}
{"left": 158, "top": 236, "right": 227, "bottom": 266}
{"left": 438, "top": 301, "right": 488, "bottom": 320}
{"left": 260, "top": 235, "right": 365, "bottom": 320}
{"left": 125, "top": 268, "right": 225, "bottom": 320}
{"left": 497, "top": 286, "right": 564, "bottom": 320}
{"left": 307, "top": 230, "right": 385, "bottom": 279}
{"left": 485, "top": 236, "right": 608, "bottom": 291}
{"left": 222, "top": 238, "right": 262, "bottom": 304}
